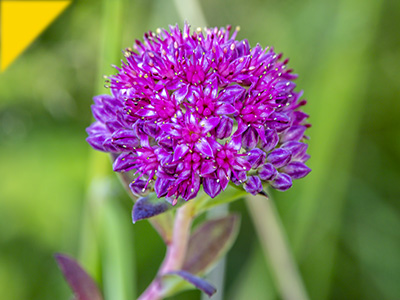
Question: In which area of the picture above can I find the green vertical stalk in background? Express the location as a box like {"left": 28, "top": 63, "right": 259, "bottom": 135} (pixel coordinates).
{"left": 247, "top": 195, "right": 309, "bottom": 300}
{"left": 285, "top": 0, "right": 384, "bottom": 299}
{"left": 79, "top": 0, "right": 136, "bottom": 299}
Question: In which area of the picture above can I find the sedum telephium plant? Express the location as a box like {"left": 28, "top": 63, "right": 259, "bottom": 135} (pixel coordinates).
{"left": 56, "top": 24, "right": 311, "bottom": 300}
{"left": 87, "top": 24, "right": 311, "bottom": 204}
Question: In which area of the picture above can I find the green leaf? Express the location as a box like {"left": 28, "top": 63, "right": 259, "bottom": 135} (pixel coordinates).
{"left": 183, "top": 214, "right": 241, "bottom": 275}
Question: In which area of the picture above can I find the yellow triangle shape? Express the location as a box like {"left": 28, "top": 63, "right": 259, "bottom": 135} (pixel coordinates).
{"left": 1, "top": 0, "right": 72, "bottom": 71}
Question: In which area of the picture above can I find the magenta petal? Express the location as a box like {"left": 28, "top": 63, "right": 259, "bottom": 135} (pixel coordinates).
{"left": 215, "top": 103, "right": 236, "bottom": 114}
{"left": 174, "top": 85, "right": 189, "bottom": 103}
{"left": 184, "top": 174, "right": 201, "bottom": 200}
{"left": 154, "top": 177, "right": 171, "bottom": 197}
{"left": 216, "top": 116, "right": 233, "bottom": 139}
{"left": 218, "top": 85, "right": 246, "bottom": 103}
{"left": 229, "top": 135, "right": 242, "bottom": 151}
{"left": 200, "top": 117, "right": 220, "bottom": 133}
{"left": 129, "top": 179, "right": 150, "bottom": 197}
{"left": 160, "top": 123, "right": 181, "bottom": 137}
{"left": 136, "top": 107, "right": 157, "bottom": 117}
{"left": 233, "top": 158, "right": 252, "bottom": 171}
{"left": 233, "top": 118, "right": 248, "bottom": 136}
{"left": 217, "top": 169, "right": 229, "bottom": 190}
{"left": 173, "top": 144, "right": 189, "bottom": 161}
{"left": 195, "top": 137, "right": 214, "bottom": 157}
{"left": 200, "top": 161, "right": 216, "bottom": 175}
{"left": 203, "top": 178, "right": 222, "bottom": 198}
{"left": 113, "top": 152, "right": 136, "bottom": 172}
{"left": 86, "top": 134, "right": 111, "bottom": 152}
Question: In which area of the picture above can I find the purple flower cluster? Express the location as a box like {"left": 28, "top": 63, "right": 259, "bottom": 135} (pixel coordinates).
{"left": 87, "top": 24, "right": 311, "bottom": 203}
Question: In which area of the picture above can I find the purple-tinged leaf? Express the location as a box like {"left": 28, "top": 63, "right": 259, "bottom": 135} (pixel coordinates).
{"left": 164, "top": 271, "right": 216, "bottom": 297}
{"left": 183, "top": 214, "right": 240, "bottom": 275}
{"left": 132, "top": 194, "right": 170, "bottom": 223}
{"left": 55, "top": 254, "right": 103, "bottom": 300}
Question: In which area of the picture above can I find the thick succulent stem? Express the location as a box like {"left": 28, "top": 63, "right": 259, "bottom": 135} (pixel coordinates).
{"left": 138, "top": 201, "right": 195, "bottom": 300}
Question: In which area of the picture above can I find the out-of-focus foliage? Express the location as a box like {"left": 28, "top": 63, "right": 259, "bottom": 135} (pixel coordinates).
{"left": 0, "top": 0, "right": 399, "bottom": 299}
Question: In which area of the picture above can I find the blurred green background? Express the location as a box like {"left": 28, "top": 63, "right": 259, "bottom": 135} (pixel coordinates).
{"left": 0, "top": 0, "right": 399, "bottom": 299}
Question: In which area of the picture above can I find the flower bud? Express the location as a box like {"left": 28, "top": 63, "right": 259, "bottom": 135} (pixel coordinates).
{"left": 267, "top": 148, "right": 291, "bottom": 168}
{"left": 270, "top": 173, "right": 292, "bottom": 191}
{"left": 258, "top": 163, "right": 277, "bottom": 181}
{"left": 281, "top": 162, "right": 311, "bottom": 179}
{"left": 244, "top": 175, "right": 263, "bottom": 195}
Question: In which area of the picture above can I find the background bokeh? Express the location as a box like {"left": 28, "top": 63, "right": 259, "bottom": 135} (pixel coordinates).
{"left": 0, "top": 0, "right": 399, "bottom": 299}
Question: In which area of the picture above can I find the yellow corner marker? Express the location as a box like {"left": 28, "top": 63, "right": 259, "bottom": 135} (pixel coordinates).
{"left": 1, "top": 1, "right": 71, "bottom": 71}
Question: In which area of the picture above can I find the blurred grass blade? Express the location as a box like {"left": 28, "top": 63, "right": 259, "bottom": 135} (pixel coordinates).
{"left": 172, "top": 0, "right": 207, "bottom": 28}
{"left": 283, "top": 0, "right": 384, "bottom": 299}
{"left": 79, "top": 0, "right": 136, "bottom": 299}
{"left": 102, "top": 199, "right": 136, "bottom": 300}
{"left": 247, "top": 195, "right": 309, "bottom": 300}
{"left": 227, "top": 245, "right": 276, "bottom": 300}
{"left": 55, "top": 254, "right": 104, "bottom": 300}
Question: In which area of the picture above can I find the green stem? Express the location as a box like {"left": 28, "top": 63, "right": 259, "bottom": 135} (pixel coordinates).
{"left": 138, "top": 201, "right": 196, "bottom": 300}
{"left": 246, "top": 194, "right": 310, "bottom": 300}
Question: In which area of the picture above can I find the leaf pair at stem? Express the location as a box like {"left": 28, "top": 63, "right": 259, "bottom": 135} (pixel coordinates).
{"left": 56, "top": 212, "right": 240, "bottom": 299}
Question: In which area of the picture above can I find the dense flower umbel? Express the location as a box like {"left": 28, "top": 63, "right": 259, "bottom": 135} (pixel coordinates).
{"left": 87, "top": 24, "right": 311, "bottom": 203}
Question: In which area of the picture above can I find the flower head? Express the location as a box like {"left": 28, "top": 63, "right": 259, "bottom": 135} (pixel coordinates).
{"left": 87, "top": 24, "right": 311, "bottom": 202}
